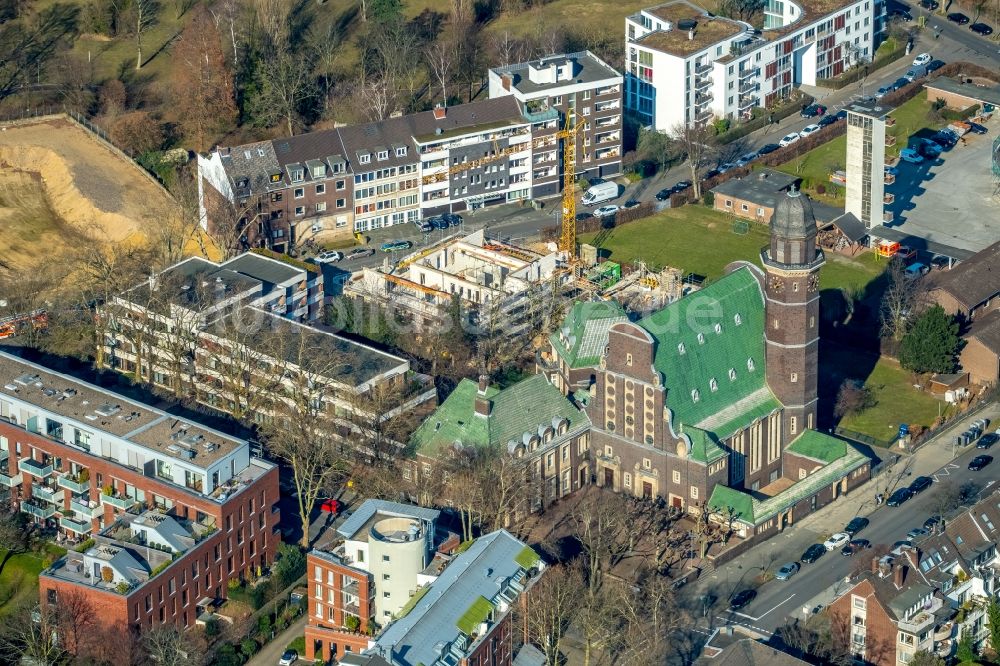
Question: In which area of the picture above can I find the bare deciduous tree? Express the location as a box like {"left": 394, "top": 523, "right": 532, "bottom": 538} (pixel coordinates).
{"left": 880, "top": 257, "right": 924, "bottom": 346}
{"left": 671, "top": 121, "right": 714, "bottom": 199}
{"left": 128, "top": 0, "right": 160, "bottom": 69}
{"left": 0, "top": 602, "right": 65, "bottom": 665}
{"left": 425, "top": 40, "right": 454, "bottom": 108}
{"left": 144, "top": 624, "right": 205, "bottom": 666}
{"left": 56, "top": 588, "right": 96, "bottom": 655}
{"left": 520, "top": 562, "right": 585, "bottom": 665}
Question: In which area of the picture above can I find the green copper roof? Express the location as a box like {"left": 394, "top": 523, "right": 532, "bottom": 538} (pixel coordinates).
{"left": 411, "top": 374, "right": 590, "bottom": 456}
{"left": 708, "top": 438, "right": 869, "bottom": 526}
{"left": 787, "top": 430, "right": 848, "bottom": 464}
{"left": 550, "top": 301, "right": 628, "bottom": 369}
{"left": 708, "top": 485, "right": 756, "bottom": 523}
{"left": 638, "top": 267, "right": 781, "bottom": 439}
{"left": 684, "top": 426, "right": 727, "bottom": 464}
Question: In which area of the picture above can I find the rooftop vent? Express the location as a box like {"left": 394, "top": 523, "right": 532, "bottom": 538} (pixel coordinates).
{"left": 95, "top": 403, "right": 121, "bottom": 417}
{"left": 61, "top": 389, "right": 77, "bottom": 399}
{"left": 14, "top": 373, "right": 40, "bottom": 386}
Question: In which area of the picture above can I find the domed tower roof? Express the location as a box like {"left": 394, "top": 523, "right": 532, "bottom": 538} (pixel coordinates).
{"left": 772, "top": 185, "right": 815, "bottom": 239}
{"left": 767, "top": 185, "right": 819, "bottom": 267}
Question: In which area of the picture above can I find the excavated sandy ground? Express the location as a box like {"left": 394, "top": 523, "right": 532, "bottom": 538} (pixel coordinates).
{"left": 0, "top": 116, "right": 179, "bottom": 272}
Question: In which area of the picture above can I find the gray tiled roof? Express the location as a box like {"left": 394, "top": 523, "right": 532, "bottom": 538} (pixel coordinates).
{"left": 928, "top": 240, "right": 1000, "bottom": 309}
{"left": 337, "top": 500, "right": 441, "bottom": 540}
{"left": 222, "top": 141, "right": 282, "bottom": 197}
{"left": 371, "top": 530, "right": 532, "bottom": 666}
{"left": 711, "top": 170, "right": 797, "bottom": 209}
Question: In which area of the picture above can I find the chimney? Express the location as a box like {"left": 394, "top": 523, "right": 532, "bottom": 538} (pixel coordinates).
{"left": 894, "top": 563, "right": 906, "bottom": 587}
{"left": 475, "top": 375, "right": 492, "bottom": 418}
{"left": 501, "top": 73, "right": 512, "bottom": 91}
{"left": 433, "top": 105, "right": 447, "bottom": 120}
{"left": 688, "top": 28, "right": 695, "bottom": 40}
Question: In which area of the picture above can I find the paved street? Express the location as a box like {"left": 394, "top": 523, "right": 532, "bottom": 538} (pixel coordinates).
{"left": 695, "top": 403, "right": 1000, "bottom": 639}
{"left": 246, "top": 614, "right": 307, "bottom": 666}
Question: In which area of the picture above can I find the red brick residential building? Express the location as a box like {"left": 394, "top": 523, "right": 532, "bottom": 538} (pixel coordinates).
{"left": 0, "top": 352, "right": 279, "bottom": 633}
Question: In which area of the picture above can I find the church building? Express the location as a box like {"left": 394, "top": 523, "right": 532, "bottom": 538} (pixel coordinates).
{"left": 416, "top": 189, "right": 871, "bottom": 544}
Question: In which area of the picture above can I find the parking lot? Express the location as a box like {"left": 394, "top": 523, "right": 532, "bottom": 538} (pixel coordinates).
{"left": 886, "top": 113, "right": 999, "bottom": 254}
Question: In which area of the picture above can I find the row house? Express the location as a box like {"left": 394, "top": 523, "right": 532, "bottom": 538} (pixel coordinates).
{"left": 626, "top": 0, "right": 883, "bottom": 130}
{"left": 0, "top": 352, "right": 279, "bottom": 634}
{"left": 101, "top": 256, "right": 436, "bottom": 445}
{"left": 198, "top": 51, "right": 623, "bottom": 252}
{"left": 339, "top": 529, "right": 544, "bottom": 666}
{"left": 304, "top": 500, "right": 452, "bottom": 662}
{"left": 829, "top": 490, "right": 1000, "bottom": 666}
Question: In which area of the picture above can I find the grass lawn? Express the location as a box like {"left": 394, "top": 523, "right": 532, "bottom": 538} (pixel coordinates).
{"left": 579, "top": 205, "right": 884, "bottom": 293}
{"left": 0, "top": 544, "right": 67, "bottom": 616}
{"left": 820, "top": 341, "right": 950, "bottom": 443}
{"left": 776, "top": 91, "right": 947, "bottom": 205}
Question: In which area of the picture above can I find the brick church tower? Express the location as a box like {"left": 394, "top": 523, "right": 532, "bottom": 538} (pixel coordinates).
{"left": 761, "top": 187, "right": 825, "bottom": 442}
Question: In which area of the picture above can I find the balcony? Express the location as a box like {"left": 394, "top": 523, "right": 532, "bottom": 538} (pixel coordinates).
{"left": 71, "top": 498, "right": 101, "bottom": 519}
{"left": 885, "top": 135, "right": 897, "bottom": 147}
{"left": 884, "top": 211, "right": 894, "bottom": 222}
{"left": 594, "top": 101, "right": 620, "bottom": 112}
{"left": 523, "top": 107, "right": 559, "bottom": 123}
{"left": 32, "top": 485, "right": 64, "bottom": 505}
{"left": 59, "top": 515, "right": 91, "bottom": 535}
{"left": 739, "top": 81, "right": 758, "bottom": 94}
{"left": 884, "top": 193, "right": 895, "bottom": 204}
{"left": 695, "top": 62, "right": 712, "bottom": 75}
{"left": 595, "top": 116, "right": 620, "bottom": 128}
{"left": 934, "top": 622, "right": 954, "bottom": 642}
{"left": 694, "top": 76, "right": 712, "bottom": 90}
{"left": 101, "top": 493, "right": 138, "bottom": 511}
{"left": 884, "top": 172, "right": 896, "bottom": 185}
{"left": 898, "top": 609, "right": 937, "bottom": 634}
{"left": 57, "top": 473, "right": 90, "bottom": 495}
{"left": 597, "top": 132, "right": 621, "bottom": 145}
{"left": 739, "top": 96, "right": 756, "bottom": 110}
{"left": 695, "top": 93, "right": 712, "bottom": 107}
{"left": 18, "top": 458, "right": 54, "bottom": 479}
{"left": 21, "top": 500, "right": 56, "bottom": 520}
{"left": 594, "top": 148, "right": 620, "bottom": 160}
{"left": 739, "top": 67, "right": 759, "bottom": 80}
{"left": 696, "top": 109, "right": 713, "bottom": 123}
{"left": 0, "top": 470, "right": 22, "bottom": 487}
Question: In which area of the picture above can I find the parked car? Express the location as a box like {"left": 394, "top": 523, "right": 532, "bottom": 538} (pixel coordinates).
{"left": 588, "top": 177, "right": 606, "bottom": 186}
{"left": 875, "top": 85, "right": 891, "bottom": 99}
{"left": 968, "top": 122, "right": 989, "bottom": 135}
{"left": 824, "top": 532, "right": 851, "bottom": 551}
{"left": 948, "top": 12, "right": 970, "bottom": 23}
{"left": 315, "top": 250, "right": 343, "bottom": 263}
{"left": 892, "top": 77, "right": 912, "bottom": 90}
{"left": 900, "top": 148, "right": 925, "bottom": 164}
{"left": 800, "top": 124, "right": 822, "bottom": 138}
{"left": 912, "top": 53, "right": 932, "bottom": 67}
{"left": 756, "top": 144, "right": 780, "bottom": 156}
{"left": 923, "top": 515, "right": 942, "bottom": 530}
{"left": 730, "top": 589, "right": 757, "bottom": 609}
{"left": 800, "top": 103, "right": 827, "bottom": 118}
{"left": 893, "top": 539, "right": 913, "bottom": 550}
{"left": 779, "top": 132, "right": 801, "bottom": 147}
{"left": 414, "top": 219, "right": 434, "bottom": 232}
{"left": 718, "top": 162, "right": 736, "bottom": 174}
{"left": 704, "top": 167, "right": 722, "bottom": 179}
{"left": 909, "top": 476, "right": 933, "bottom": 493}
{"left": 913, "top": 138, "right": 942, "bottom": 158}
{"left": 380, "top": 240, "right": 413, "bottom": 252}
{"left": 970, "top": 455, "right": 993, "bottom": 471}
{"left": 430, "top": 216, "right": 450, "bottom": 230}
{"left": 575, "top": 212, "right": 592, "bottom": 222}
{"left": 623, "top": 199, "right": 641, "bottom": 209}
{"left": 903, "top": 68, "right": 921, "bottom": 82}
{"left": 932, "top": 129, "right": 959, "bottom": 148}
{"left": 890, "top": 7, "right": 913, "bottom": 20}
{"left": 346, "top": 247, "right": 375, "bottom": 260}
{"left": 885, "top": 165, "right": 899, "bottom": 176}
{"left": 442, "top": 213, "right": 463, "bottom": 227}
{"left": 733, "top": 152, "right": 758, "bottom": 168}
{"left": 671, "top": 180, "right": 693, "bottom": 193}
{"left": 279, "top": 650, "right": 298, "bottom": 666}
{"left": 907, "top": 527, "right": 929, "bottom": 539}
{"left": 775, "top": 562, "right": 800, "bottom": 580}
{"left": 971, "top": 22, "right": 993, "bottom": 35}
{"left": 834, "top": 109, "right": 847, "bottom": 121}
{"left": 818, "top": 114, "right": 839, "bottom": 127}
{"left": 845, "top": 517, "right": 870, "bottom": 535}
{"left": 842, "top": 539, "right": 871, "bottom": 556}
{"left": 655, "top": 188, "right": 672, "bottom": 201}
{"left": 926, "top": 59, "right": 946, "bottom": 73}
{"left": 920, "top": 0, "right": 939, "bottom": 8}
{"left": 593, "top": 205, "right": 620, "bottom": 218}
{"left": 977, "top": 433, "right": 999, "bottom": 449}
{"left": 886, "top": 487, "right": 913, "bottom": 506}
{"left": 802, "top": 543, "right": 827, "bottom": 563}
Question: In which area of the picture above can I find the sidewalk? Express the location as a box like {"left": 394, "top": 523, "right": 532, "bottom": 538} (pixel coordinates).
{"left": 690, "top": 402, "right": 1000, "bottom": 599}
{"left": 246, "top": 614, "right": 307, "bottom": 666}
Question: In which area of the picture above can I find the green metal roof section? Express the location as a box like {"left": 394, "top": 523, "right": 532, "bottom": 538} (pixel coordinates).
{"left": 411, "top": 375, "right": 589, "bottom": 456}
{"left": 638, "top": 267, "right": 780, "bottom": 439}
{"left": 456, "top": 595, "right": 494, "bottom": 635}
{"left": 708, "top": 485, "right": 756, "bottom": 524}
{"left": 550, "top": 301, "right": 628, "bottom": 369}
{"left": 708, "top": 440, "right": 869, "bottom": 526}
{"left": 684, "top": 426, "right": 728, "bottom": 464}
{"left": 786, "top": 430, "right": 848, "bottom": 464}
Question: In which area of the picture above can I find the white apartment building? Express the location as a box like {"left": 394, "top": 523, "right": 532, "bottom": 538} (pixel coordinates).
{"left": 626, "top": 0, "right": 881, "bottom": 131}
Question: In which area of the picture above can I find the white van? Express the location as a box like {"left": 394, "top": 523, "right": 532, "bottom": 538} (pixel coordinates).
{"left": 581, "top": 181, "right": 618, "bottom": 206}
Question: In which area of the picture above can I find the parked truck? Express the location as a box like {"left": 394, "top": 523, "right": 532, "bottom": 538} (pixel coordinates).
{"left": 948, "top": 121, "right": 971, "bottom": 137}
{"left": 581, "top": 181, "right": 619, "bottom": 206}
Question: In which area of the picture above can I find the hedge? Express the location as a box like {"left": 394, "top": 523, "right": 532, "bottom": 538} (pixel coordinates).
{"left": 716, "top": 93, "right": 815, "bottom": 145}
